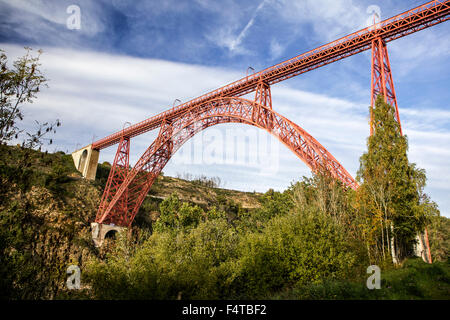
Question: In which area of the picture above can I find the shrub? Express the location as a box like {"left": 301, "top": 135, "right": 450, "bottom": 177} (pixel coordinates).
{"left": 85, "top": 219, "right": 239, "bottom": 299}
{"left": 230, "top": 208, "right": 359, "bottom": 298}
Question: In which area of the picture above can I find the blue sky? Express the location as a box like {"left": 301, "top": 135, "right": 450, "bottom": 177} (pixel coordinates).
{"left": 0, "top": 0, "right": 449, "bottom": 217}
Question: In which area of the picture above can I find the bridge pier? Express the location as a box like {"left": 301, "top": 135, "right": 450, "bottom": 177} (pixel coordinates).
{"left": 413, "top": 229, "right": 433, "bottom": 264}
{"left": 91, "top": 222, "right": 126, "bottom": 247}
{"left": 71, "top": 144, "right": 99, "bottom": 180}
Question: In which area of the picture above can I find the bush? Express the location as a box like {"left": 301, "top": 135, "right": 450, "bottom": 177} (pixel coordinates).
{"left": 272, "top": 258, "right": 450, "bottom": 300}
{"left": 229, "top": 208, "right": 359, "bottom": 298}
{"left": 153, "top": 193, "right": 205, "bottom": 232}
{"left": 85, "top": 219, "right": 239, "bottom": 299}
{"left": 85, "top": 178, "right": 368, "bottom": 300}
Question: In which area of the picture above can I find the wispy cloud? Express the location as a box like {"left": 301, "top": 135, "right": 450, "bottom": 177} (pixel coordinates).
{"left": 229, "top": 0, "right": 269, "bottom": 52}
{"left": 0, "top": 0, "right": 106, "bottom": 39}
{"left": 389, "top": 26, "right": 450, "bottom": 76}
{"left": 203, "top": 0, "right": 272, "bottom": 55}
{"left": 269, "top": 38, "right": 284, "bottom": 59}
{"left": 273, "top": 0, "right": 366, "bottom": 42}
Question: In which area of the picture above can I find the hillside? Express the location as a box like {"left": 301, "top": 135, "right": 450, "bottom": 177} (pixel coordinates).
{"left": 97, "top": 162, "right": 262, "bottom": 210}
{"left": 0, "top": 145, "right": 263, "bottom": 299}
{"left": 0, "top": 145, "right": 448, "bottom": 300}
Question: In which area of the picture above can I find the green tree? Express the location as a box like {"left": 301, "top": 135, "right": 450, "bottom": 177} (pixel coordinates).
{"left": 258, "top": 188, "right": 292, "bottom": 220}
{"left": 428, "top": 216, "right": 450, "bottom": 262}
{"left": 356, "top": 96, "right": 438, "bottom": 264}
{"left": 288, "top": 171, "right": 356, "bottom": 228}
{"left": 85, "top": 218, "right": 239, "bottom": 299}
{"left": 153, "top": 193, "right": 204, "bottom": 232}
{"left": 0, "top": 47, "right": 60, "bottom": 147}
{"left": 231, "top": 207, "right": 358, "bottom": 298}
{"left": 0, "top": 48, "right": 65, "bottom": 299}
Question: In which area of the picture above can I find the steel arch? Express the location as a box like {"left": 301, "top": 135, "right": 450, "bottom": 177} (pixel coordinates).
{"left": 97, "top": 97, "right": 357, "bottom": 227}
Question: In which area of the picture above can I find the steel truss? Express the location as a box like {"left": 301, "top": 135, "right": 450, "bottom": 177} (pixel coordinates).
{"left": 92, "top": 0, "right": 449, "bottom": 150}
{"left": 93, "top": 0, "right": 450, "bottom": 228}
{"left": 370, "top": 37, "right": 402, "bottom": 135}
{"left": 96, "top": 97, "right": 358, "bottom": 227}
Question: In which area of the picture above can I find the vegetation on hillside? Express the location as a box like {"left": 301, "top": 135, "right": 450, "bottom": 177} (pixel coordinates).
{"left": 0, "top": 145, "right": 98, "bottom": 299}
{"left": 83, "top": 174, "right": 365, "bottom": 300}
{"left": 271, "top": 258, "right": 450, "bottom": 300}
{"left": 0, "top": 47, "right": 69, "bottom": 299}
{"left": 0, "top": 48, "right": 448, "bottom": 300}
{"left": 1, "top": 143, "right": 448, "bottom": 300}
{"left": 80, "top": 97, "right": 446, "bottom": 300}
{"left": 0, "top": 145, "right": 265, "bottom": 299}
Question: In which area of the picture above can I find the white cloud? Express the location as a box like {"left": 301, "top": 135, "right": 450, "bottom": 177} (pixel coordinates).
{"left": 229, "top": 0, "right": 269, "bottom": 52}
{"left": 1, "top": 0, "right": 105, "bottom": 38}
{"left": 1, "top": 43, "right": 448, "bottom": 217}
{"left": 273, "top": 0, "right": 367, "bottom": 41}
{"left": 203, "top": 0, "right": 272, "bottom": 55}
{"left": 389, "top": 27, "right": 450, "bottom": 76}
{"left": 2, "top": 0, "right": 67, "bottom": 25}
{"left": 270, "top": 39, "right": 284, "bottom": 59}
{"left": 202, "top": 0, "right": 370, "bottom": 59}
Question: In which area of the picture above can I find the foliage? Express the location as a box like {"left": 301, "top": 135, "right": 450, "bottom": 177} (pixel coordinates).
{"left": 288, "top": 172, "right": 357, "bottom": 229}
{"left": 0, "top": 47, "right": 59, "bottom": 147}
{"left": 271, "top": 258, "right": 450, "bottom": 300}
{"left": 428, "top": 216, "right": 450, "bottom": 262}
{"left": 0, "top": 116, "right": 447, "bottom": 300}
{"left": 0, "top": 147, "right": 96, "bottom": 299}
{"left": 0, "top": 145, "right": 76, "bottom": 195}
{"left": 257, "top": 188, "right": 293, "bottom": 220}
{"left": 229, "top": 208, "right": 360, "bottom": 298}
{"left": 84, "top": 179, "right": 364, "bottom": 300}
{"left": 94, "top": 161, "right": 111, "bottom": 190}
{"left": 82, "top": 158, "right": 445, "bottom": 300}
{"left": 356, "top": 96, "right": 439, "bottom": 264}
{"left": 153, "top": 193, "right": 205, "bottom": 232}
{"left": 85, "top": 219, "right": 239, "bottom": 299}
{"left": 0, "top": 47, "right": 76, "bottom": 299}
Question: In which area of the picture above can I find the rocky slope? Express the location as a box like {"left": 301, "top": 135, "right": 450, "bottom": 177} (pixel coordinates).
{"left": 0, "top": 145, "right": 262, "bottom": 299}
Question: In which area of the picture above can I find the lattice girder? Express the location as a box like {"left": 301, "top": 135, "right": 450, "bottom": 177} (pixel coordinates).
{"left": 96, "top": 97, "right": 358, "bottom": 227}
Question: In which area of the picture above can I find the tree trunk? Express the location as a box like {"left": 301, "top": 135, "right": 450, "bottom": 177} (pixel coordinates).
{"left": 390, "top": 223, "right": 399, "bottom": 265}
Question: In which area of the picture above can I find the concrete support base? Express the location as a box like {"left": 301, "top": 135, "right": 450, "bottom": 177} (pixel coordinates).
{"left": 91, "top": 222, "right": 126, "bottom": 247}
{"left": 413, "top": 231, "right": 432, "bottom": 263}
{"left": 71, "top": 144, "right": 100, "bottom": 180}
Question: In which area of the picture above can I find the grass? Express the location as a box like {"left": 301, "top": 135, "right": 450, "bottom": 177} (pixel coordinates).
{"left": 270, "top": 258, "right": 450, "bottom": 300}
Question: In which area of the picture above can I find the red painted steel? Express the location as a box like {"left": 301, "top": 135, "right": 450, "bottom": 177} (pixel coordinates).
{"left": 370, "top": 37, "right": 402, "bottom": 136}
{"left": 92, "top": 0, "right": 449, "bottom": 150}
{"left": 96, "top": 97, "right": 358, "bottom": 227}
{"left": 253, "top": 81, "right": 273, "bottom": 128}
{"left": 95, "top": 135, "right": 130, "bottom": 225}
{"left": 94, "top": 0, "right": 450, "bottom": 227}
{"left": 424, "top": 227, "right": 433, "bottom": 263}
